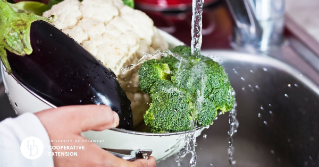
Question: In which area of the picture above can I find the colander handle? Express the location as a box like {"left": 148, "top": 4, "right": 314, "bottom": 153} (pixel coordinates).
{"left": 103, "top": 148, "right": 152, "bottom": 161}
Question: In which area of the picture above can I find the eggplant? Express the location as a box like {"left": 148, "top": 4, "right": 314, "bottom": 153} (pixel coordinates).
{"left": 5, "top": 20, "right": 133, "bottom": 130}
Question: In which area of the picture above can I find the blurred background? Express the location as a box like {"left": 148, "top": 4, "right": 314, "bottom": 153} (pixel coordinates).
{"left": 286, "top": 0, "right": 319, "bottom": 42}
{"left": 132, "top": 0, "right": 319, "bottom": 49}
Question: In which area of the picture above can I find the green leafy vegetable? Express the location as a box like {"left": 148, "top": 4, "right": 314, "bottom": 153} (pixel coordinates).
{"left": 121, "top": 0, "right": 134, "bottom": 8}
{"left": 0, "top": 0, "right": 53, "bottom": 73}
{"left": 10, "top": 1, "right": 48, "bottom": 15}
{"left": 47, "top": 0, "right": 63, "bottom": 10}
{"left": 47, "top": 0, "right": 134, "bottom": 10}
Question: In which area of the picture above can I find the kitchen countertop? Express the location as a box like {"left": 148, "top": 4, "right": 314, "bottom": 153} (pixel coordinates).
{"left": 286, "top": 0, "right": 319, "bottom": 42}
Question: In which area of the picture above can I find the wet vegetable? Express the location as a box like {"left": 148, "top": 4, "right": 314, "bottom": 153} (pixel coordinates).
{"left": 8, "top": 21, "right": 133, "bottom": 130}
{"left": 0, "top": 0, "right": 133, "bottom": 130}
{"left": 140, "top": 46, "right": 235, "bottom": 132}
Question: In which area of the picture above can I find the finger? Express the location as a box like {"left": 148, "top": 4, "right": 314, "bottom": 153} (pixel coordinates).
{"left": 39, "top": 105, "right": 119, "bottom": 133}
{"left": 131, "top": 157, "right": 157, "bottom": 167}
{"left": 75, "top": 105, "right": 120, "bottom": 132}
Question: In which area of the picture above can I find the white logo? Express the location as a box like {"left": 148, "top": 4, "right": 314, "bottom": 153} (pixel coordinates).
{"left": 20, "top": 136, "right": 44, "bottom": 159}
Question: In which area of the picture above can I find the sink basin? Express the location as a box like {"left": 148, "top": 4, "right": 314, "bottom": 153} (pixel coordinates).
{"left": 157, "top": 51, "right": 319, "bottom": 167}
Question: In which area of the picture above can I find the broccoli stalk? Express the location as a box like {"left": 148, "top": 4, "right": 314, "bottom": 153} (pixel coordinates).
{"left": 139, "top": 45, "right": 235, "bottom": 133}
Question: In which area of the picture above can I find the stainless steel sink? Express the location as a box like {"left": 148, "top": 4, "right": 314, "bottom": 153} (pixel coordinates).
{"left": 157, "top": 51, "right": 319, "bottom": 167}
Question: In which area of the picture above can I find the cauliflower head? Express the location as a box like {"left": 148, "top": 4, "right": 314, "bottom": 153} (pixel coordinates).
{"left": 43, "top": 0, "right": 168, "bottom": 127}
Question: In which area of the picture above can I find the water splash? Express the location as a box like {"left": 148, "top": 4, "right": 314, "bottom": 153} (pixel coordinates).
{"left": 228, "top": 101, "right": 238, "bottom": 165}
{"left": 175, "top": 131, "right": 198, "bottom": 167}
{"left": 174, "top": 62, "right": 207, "bottom": 167}
{"left": 121, "top": 49, "right": 188, "bottom": 75}
{"left": 121, "top": 51, "right": 161, "bottom": 74}
{"left": 203, "top": 134, "right": 207, "bottom": 139}
{"left": 191, "top": 0, "right": 204, "bottom": 55}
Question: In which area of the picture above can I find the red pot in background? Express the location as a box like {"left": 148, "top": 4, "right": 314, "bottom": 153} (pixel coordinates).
{"left": 136, "top": 0, "right": 233, "bottom": 49}
{"left": 135, "top": 0, "right": 218, "bottom": 11}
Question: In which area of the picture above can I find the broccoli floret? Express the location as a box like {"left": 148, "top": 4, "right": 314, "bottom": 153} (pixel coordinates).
{"left": 138, "top": 59, "right": 170, "bottom": 93}
{"left": 160, "top": 56, "right": 179, "bottom": 71}
{"left": 209, "top": 83, "right": 235, "bottom": 113}
{"left": 139, "top": 45, "right": 235, "bottom": 133}
{"left": 144, "top": 80, "right": 195, "bottom": 132}
{"left": 195, "top": 98, "right": 217, "bottom": 126}
{"left": 171, "top": 45, "right": 192, "bottom": 57}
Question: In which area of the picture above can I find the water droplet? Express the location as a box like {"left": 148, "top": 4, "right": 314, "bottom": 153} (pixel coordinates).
{"left": 203, "top": 134, "right": 207, "bottom": 138}
{"left": 70, "top": 89, "right": 72, "bottom": 91}
{"left": 269, "top": 111, "right": 273, "bottom": 115}
{"left": 79, "top": 100, "right": 82, "bottom": 103}
{"left": 233, "top": 69, "right": 238, "bottom": 74}
{"left": 255, "top": 85, "right": 259, "bottom": 89}
{"left": 240, "top": 77, "right": 245, "bottom": 81}
{"left": 50, "top": 34, "right": 52, "bottom": 36}
{"left": 258, "top": 113, "right": 261, "bottom": 118}
{"left": 284, "top": 94, "right": 289, "bottom": 98}
{"left": 309, "top": 156, "right": 313, "bottom": 160}
{"left": 264, "top": 121, "right": 267, "bottom": 125}
{"left": 288, "top": 84, "right": 291, "bottom": 87}
{"left": 260, "top": 106, "right": 264, "bottom": 110}
{"left": 294, "top": 84, "right": 298, "bottom": 87}
{"left": 269, "top": 104, "right": 272, "bottom": 107}
{"left": 210, "top": 163, "right": 213, "bottom": 166}
{"left": 248, "top": 84, "right": 252, "bottom": 88}
{"left": 263, "top": 68, "right": 268, "bottom": 71}
{"left": 271, "top": 150, "right": 274, "bottom": 154}
{"left": 250, "top": 70, "right": 253, "bottom": 73}
{"left": 214, "top": 117, "right": 218, "bottom": 120}
{"left": 242, "top": 87, "right": 245, "bottom": 91}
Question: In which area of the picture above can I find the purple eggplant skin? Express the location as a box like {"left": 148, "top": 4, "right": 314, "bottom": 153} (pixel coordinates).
{"left": 6, "top": 20, "right": 133, "bottom": 130}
